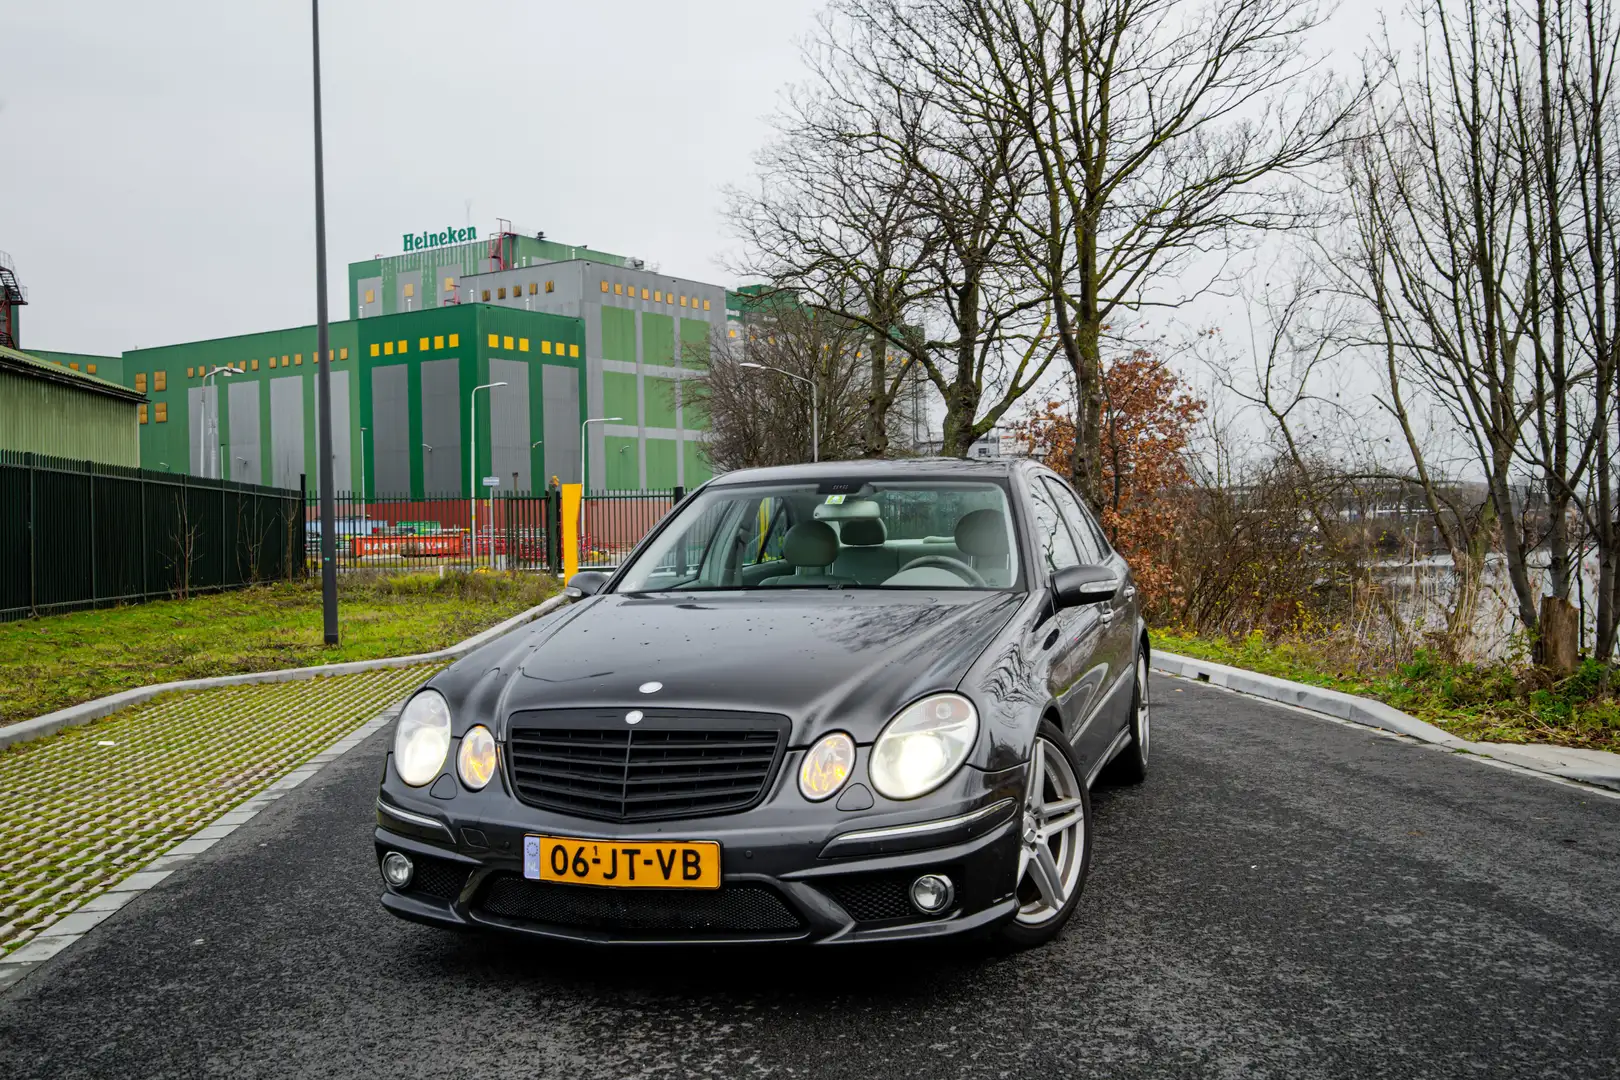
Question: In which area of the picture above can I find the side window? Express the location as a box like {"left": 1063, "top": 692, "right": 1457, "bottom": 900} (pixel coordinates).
{"left": 740, "top": 498, "right": 788, "bottom": 567}
{"left": 1041, "top": 477, "right": 1105, "bottom": 564}
{"left": 1026, "top": 481, "right": 1082, "bottom": 574}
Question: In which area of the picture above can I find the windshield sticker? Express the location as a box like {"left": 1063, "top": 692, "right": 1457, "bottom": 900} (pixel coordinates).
{"left": 823, "top": 494, "right": 846, "bottom": 504}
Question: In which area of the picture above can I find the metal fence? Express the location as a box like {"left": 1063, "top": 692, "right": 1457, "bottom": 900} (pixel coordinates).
{"left": 1, "top": 450, "right": 306, "bottom": 622}
{"left": 306, "top": 487, "right": 682, "bottom": 574}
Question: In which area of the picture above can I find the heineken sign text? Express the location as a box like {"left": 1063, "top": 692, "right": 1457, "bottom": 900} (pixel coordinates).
{"left": 404, "top": 226, "right": 478, "bottom": 252}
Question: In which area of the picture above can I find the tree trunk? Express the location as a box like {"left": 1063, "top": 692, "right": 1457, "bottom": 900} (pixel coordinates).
{"left": 1068, "top": 316, "right": 1104, "bottom": 508}
{"left": 1538, "top": 594, "right": 1580, "bottom": 675}
{"left": 864, "top": 330, "right": 890, "bottom": 458}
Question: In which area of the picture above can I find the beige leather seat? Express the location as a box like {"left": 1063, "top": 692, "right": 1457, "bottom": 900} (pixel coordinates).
{"left": 832, "top": 518, "right": 900, "bottom": 583}
{"left": 758, "top": 521, "right": 859, "bottom": 586}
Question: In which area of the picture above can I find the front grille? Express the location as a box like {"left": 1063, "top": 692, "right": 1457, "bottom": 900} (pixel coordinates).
{"left": 475, "top": 875, "right": 804, "bottom": 934}
{"left": 405, "top": 854, "right": 471, "bottom": 901}
{"left": 819, "top": 872, "right": 919, "bottom": 923}
{"left": 506, "top": 709, "right": 788, "bottom": 823}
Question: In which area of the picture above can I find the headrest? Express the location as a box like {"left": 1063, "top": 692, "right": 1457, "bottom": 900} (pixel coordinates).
{"left": 955, "top": 509, "right": 1008, "bottom": 558}
{"left": 840, "top": 518, "right": 887, "bottom": 546}
{"left": 782, "top": 521, "right": 839, "bottom": 568}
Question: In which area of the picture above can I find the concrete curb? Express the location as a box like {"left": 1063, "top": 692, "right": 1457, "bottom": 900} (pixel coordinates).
{"left": 1152, "top": 650, "right": 1620, "bottom": 793}
{"left": 0, "top": 594, "right": 569, "bottom": 752}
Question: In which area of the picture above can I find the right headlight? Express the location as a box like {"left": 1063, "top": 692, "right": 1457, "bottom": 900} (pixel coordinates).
{"left": 869, "top": 693, "right": 979, "bottom": 800}
{"left": 393, "top": 690, "right": 452, "bottom": 787}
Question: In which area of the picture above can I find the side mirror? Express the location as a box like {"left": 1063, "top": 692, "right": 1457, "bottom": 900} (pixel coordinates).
{"left": 565, "top": 571, "right": 608, "bottom": 599}
{"left": 1050, "top": 564, "right": 1117, "bottom": 609}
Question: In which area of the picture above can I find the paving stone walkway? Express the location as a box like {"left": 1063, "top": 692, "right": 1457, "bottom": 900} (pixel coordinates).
{"left": 0, "top": 664, "right": 439, "bottom": 960}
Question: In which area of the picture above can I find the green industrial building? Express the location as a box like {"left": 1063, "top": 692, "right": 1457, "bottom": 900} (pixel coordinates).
{"left": 14, "top": 225, "right": 731, "bottom": 496}
{"left": 0, "top": 344, "right": 145, "bottom": 467}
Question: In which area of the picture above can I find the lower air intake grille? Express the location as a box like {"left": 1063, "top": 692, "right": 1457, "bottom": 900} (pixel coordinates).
{"left": 476, "top": 876, "right": 804, "bottom": 934}
{"left": 820, "top": 872, "right": 936, "bottom": 923}
{"left": 406, "top": 854, "right": 471, "bottom": 901}
{"left": 506, "top": 708, "right": 788, "bottom": 823}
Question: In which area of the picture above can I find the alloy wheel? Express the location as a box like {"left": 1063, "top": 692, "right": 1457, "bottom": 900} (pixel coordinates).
{"left": 1014, "top": 735, "right": 1087, "bottom": 925}
{"left": 1137, "top": 656, "right": 1151, "bottom": 761}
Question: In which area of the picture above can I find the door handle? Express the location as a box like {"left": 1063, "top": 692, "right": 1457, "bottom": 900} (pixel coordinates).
{"left": 1123, "top": 586, "right": 1136, "bottom": 601}
{"left": 1099, "top": 608, "right": 1114, "bottom": 623}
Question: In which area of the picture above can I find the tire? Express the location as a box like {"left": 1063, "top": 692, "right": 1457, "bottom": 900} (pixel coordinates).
{"left": 998, "top": 720, "right": 1094, "bottom": 950}
{"left": 1102, "top": 650, "right": 1150, "bottom": 785}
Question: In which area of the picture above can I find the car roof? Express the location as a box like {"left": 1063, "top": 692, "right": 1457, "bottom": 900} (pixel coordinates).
{"left": 706, "top": 457, "right": 1029, "bottom": 487}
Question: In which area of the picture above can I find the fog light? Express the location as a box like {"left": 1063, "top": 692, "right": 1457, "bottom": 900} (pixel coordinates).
{"left": 910, "top": 873, "right": 954, "bottom": 914}
{"left": 381, "top": 851, "right": 414, "bottom": 889}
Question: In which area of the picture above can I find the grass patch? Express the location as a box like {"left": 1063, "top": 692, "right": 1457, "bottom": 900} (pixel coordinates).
{"left": 0, "top": 571, "right": 558, "bottom": 725}
{"left": 1151, "top": 629, "right": 1620, "bottom": 753}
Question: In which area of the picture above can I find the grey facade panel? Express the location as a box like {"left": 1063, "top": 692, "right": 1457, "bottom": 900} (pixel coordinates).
{"left": 188, "top": 385, "right": 219, "bottom": 477}
{"left": 436, "top": 265, "right": 461, "bottom": 308}
{"left": 269, "top": 376, "right": 304, "bottom": 490}
{"left": 542, "top": 363, "right": 581, "bottom": 485}
{"left": 316, "top": 368, "right": 352, "bottom": 493}
{"left": 419, "top": 358, "right": 462, "bottom": 494}
{"left": 357, "top": 275, "right": 382, "bottom": 319}
{"left": 227, "top": 380, "right": 261, "bottom": 484}
{"left": 489, "top": 358, "right": 531, "bottom": 490}
{"left": 397, "top": 269, "right": 422, "bottom": 313}
{"left": 371, "top": 364, "right": 410, "bottom": 495}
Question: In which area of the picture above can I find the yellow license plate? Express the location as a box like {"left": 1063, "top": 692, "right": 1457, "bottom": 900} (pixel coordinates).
{"left": 525, "top": 834, "right": 721, "bottom": 889}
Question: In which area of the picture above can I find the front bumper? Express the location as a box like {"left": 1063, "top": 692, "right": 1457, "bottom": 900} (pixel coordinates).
{"left": 374, "top": 763, "right": 1025, "bottom": 945}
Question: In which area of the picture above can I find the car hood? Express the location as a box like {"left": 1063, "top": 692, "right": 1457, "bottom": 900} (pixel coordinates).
{"left": 461, "top": 590, "right": 1023, "bottom": 745}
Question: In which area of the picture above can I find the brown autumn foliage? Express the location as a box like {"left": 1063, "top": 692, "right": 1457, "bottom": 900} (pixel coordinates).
{"left": 1018, "top": 353, "right": 1206, "bottom": 614}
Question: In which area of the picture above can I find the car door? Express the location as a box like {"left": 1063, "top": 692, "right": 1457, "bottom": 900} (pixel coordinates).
{"left": 1041, "top": 477, "right": 1136, "bottom": 733}
{"left": 1025, "top": 478, "right": 1109, "bottom": 764}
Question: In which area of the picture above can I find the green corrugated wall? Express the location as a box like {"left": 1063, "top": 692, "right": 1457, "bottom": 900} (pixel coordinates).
{"left": 0, "top": 370, "right": 140, "bottom": 466}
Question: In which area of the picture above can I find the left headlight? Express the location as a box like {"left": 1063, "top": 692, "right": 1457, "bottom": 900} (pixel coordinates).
{"left": 869, "top": 693, "right": 979, "bottom": 800}
{"left": 457, "top": 724, "right": 498, "bottom": 790}
{"left": 394, "top": 690, "right": 452, "bottom": 787}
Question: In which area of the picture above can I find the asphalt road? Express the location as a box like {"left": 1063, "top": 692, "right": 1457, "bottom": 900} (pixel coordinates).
{"left": 3, "top": 676, "right": 1618, "bottom": 1080}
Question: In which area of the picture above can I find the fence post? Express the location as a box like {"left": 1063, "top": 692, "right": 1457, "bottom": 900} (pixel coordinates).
{"left": 26, "top": 452, "right": 37, "bottom": 617}
{"left": 300, "top": 473, "right": 308, "bottom": 578}
{"left": 139, "top": 468, "right": 149, "bottom": 602}
{"left": 87, "top": 460, "right": 98, "bottom": 609}
{"left": 548, "top": 483, "right": 562, "bottom": 575}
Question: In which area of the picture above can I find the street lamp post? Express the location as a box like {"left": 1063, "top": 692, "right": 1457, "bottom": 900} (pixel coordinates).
{"left": 469, "top": 381, "right": 508, "bottom": 568}
{"left": 740, "top": 362, "right": 818, "bottom": 462}
{"left": 359, "top": 426, "right": 368, "bottom": 519}
{"left": 199, "top": 365, "right": 237, "bottom": 478}
{"left": 311, "top": 0, "right": 338, "bottom": 645}
{"left": 578, "top": 416, "right": 622, "bottom": 569}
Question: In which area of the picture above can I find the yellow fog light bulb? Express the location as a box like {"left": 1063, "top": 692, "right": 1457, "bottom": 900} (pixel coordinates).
{"left": 457, "top": 725, "right": 498, "bottom": 790}
{"left": 799, "top": 732, "right": 856, "bottom": 801}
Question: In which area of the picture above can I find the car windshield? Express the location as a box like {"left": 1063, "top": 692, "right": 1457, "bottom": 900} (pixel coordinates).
{"left": 614, "top": 480, "right": 1021, "bottom": 592}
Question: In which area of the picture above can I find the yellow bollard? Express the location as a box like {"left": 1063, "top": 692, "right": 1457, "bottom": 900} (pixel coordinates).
{"left": 561, "top": 483, "right": 582, "bottom": 581}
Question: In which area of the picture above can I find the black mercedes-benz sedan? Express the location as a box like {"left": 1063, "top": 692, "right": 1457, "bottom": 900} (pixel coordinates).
{"left": 374, "top": 458, "right": 1148, "bottom": 948}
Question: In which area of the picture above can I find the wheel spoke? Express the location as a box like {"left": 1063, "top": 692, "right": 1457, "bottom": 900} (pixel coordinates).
{"left": 1027, "top": 741, "right": 1046, "bottom": 808}
{"left": 1037, "top": 796, "right": 1082, "bottom": 824}
{"left": 1038, "top": 809, "right": 1083, "bottom": 840}
{"left": 1016, "top": 845, "right": 1030, "bottom": 889}
{"left": 1029, "top": 844, "right": 1065, "bottom": 909}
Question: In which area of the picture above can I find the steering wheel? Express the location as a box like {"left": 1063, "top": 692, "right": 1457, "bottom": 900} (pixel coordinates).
{"left": 895, "top": 555, "right": 988, "bottom": 587}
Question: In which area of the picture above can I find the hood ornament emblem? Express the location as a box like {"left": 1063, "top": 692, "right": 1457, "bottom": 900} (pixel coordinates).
{"left": 638, "top": 681, "right": 663, "bottom": 694}
{"left": 625, "top": 710, "right": 644, "bottom": 725}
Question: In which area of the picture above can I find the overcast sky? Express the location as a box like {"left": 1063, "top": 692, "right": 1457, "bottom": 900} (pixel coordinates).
{"left": 0, "top": 0, "right": 824, "bottom": 355}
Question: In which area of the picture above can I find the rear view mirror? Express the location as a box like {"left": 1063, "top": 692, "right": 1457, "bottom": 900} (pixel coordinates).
{"left": 1050, "top": 564, "right": 1116, "bottom": 609}
{"left": 566, "top": 571, "right": 608, "bottom": 599}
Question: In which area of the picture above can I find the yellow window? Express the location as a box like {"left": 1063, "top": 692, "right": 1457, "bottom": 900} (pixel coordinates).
{"left": 615, "top": 283, "right": 624, "bottom": 295}
{"left": 546, "top": 281, "right": 555, "bottom": 293}
{"left": 503, "top": 335, "right": 514, "bottom": 350}
{"left": 282, "top": 355, "right": 289, "bottom": 365}
{"left": 528, "top": 282, "right": 538, "bottom": 295}
{"left": 69, "top": 362, "right": 79, "bottom": 370}
{"left": 482, "top": 289, "right": 490, "bottom": 301}
{"left": 87, "top": 364, "right": 97, "bottom": 374}
{"left": 370, "top": 344, "right": 380, "bottom": 357}
{"left": 433, "top": 335, "right": 444, "bottom": 350}
{"left": 488, "top": 333, "right": 498, "bottom": 348}
{"left": 498, "top": 287, "right": 507, "bottom": 300}
{"left": 519, "top": 338, "right": 529, "bottom": 352}
{"left": 729, "top": 329, "right": 737, "bottom": 338}
{"left": 187, "top": 366, "right": 195, "bottom": 377}
{"left": 654, "top": 291, "right": 662, "bottom": 302}
{"left": 444, "top": 276, "right": 455, "bottom": 291}
{"left": 569, "top": 344, "right": 579, "bottom": 358}
{"left": 250, "top": 359, "right": 258, "bottom": 371}
{"left": 641, "top": 288, "right": 649, "bottom": 300}
{"left": 155, "top": 402, "right": 167, "bottom": 422}
{"left": 419, "top": 337, "right": 429, "bottom": 351}
{"left": 601, "top": 280, "right": 609, "bottom": 292}
{"left": 365, "top": 288, "right": 375, "bottom": 304}
{"left": 138, "top": 404, "right": 148, "bottom": 424}
{"left": 552, "top": 341, "right": 562, "bottom": 355}
{"left": 702, "top": 299, "right": 711, "bottom": 310}
{"left": 680, "top": 296, "right": 688, "bottom": 307}
{"left": 541, "top": 341, "right": 552, "bottom": 354}
{"left": 340, "top": 347, "right": 348, "bottom": 360}
{"left": 384, "top": 341, "right": 394, "bottom": 355}
{"left": 135, "top": 373, "right": 147, "bottom": 392}
{"left": 268, "top": 358, "right": 276, "bottom": 368}
{"left": 295, "top": 356, "right": 303, "bottom": 365}
{"left": 448, "top": 333, "right": 459, "bottom": 348}
{"left": 397, "top": 340, "right": 407, "bottom": 353}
